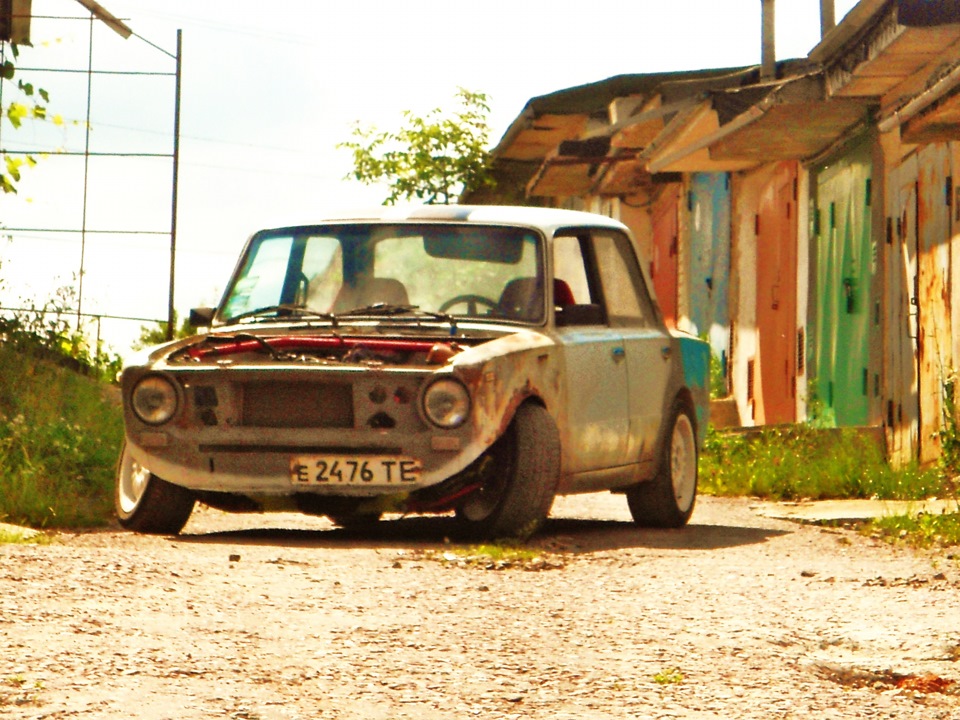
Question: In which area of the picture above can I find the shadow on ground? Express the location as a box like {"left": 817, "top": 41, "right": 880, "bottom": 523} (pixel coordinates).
{"left": 175, "top": 514, "right": 789, "bottom": 555}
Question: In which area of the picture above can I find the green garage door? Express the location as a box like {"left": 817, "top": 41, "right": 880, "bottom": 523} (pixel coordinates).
{"left": 813, "top": 143, "right": 873, "bottom": 427}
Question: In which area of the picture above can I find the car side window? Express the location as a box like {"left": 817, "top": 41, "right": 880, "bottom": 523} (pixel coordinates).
{"left": 222, "top": 235, "right": 294, "bottom": 319}
{"left": 552, "top": 234, "right": 593, "bottom": 305}
{"left": 593, "top": 231, "right": 659, "bottom": 329}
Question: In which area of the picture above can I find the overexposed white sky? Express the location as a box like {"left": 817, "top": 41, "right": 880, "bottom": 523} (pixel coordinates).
{"left": 1, "top": 0, "right": 859, "bottom": 352}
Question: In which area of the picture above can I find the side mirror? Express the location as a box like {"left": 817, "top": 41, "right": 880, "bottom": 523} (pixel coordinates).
{"left": 189, "top": 307, "right": 216, "bottom": 328}
{"left": 556, "top": 303, "right": 604, "bottom": 327}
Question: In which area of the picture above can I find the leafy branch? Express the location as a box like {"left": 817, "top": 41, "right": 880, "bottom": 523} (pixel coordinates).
{"left": 338, "top": 87, "right": 495, "bottom": 205}
{"left": 2, "top": 41, "right": 54, "bottom": 194}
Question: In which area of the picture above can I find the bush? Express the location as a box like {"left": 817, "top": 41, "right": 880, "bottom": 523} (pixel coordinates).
{"left": 0, "top": 344, "right": 124, "bottom": 528}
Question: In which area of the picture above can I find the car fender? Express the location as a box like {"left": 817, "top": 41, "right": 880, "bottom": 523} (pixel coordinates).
{"left": 450, "top": 330, "right": 561, "bottom": 450}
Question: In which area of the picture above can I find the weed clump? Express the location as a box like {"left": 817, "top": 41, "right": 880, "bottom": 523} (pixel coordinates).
{"left": 700, "top": 425, "right": 942, "bottom": 501}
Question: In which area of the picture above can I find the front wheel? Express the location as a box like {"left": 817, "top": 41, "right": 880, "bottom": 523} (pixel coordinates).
{"left": 455, "top": 403, "right": 560, "bottom": 541}
{"left": 627, "top": 402, "right": 698, "bottom": 528}
{"left": 327, "top": 512, "right": 383, "bottom": 530}
{"left": 115, "top": 443, "right": 196, "bottom": 534}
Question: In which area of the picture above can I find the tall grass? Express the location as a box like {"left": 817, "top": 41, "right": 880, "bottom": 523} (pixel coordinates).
{"left": 0, "top": 344, "right": 124, "bottom": 528}
{"left": 699, "top": 425, "right": 945, "bottom": 501}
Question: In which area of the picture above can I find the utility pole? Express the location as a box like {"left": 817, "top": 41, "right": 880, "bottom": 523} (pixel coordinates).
{"left": 761, "top": 0, "right": 776, "bottom": 81}
{"left": 821, "top": 0, "right": 836, "bottom": 37}
{"left": 167, "top": 29, "right": 182, "bottom": 342}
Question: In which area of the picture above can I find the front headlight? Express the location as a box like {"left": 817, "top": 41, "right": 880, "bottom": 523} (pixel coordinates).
{"left": 131, "top": 375, "right": 179, "bottom": 425}
{"left": 422, "top": 378, "right": 470, "bottom": 429}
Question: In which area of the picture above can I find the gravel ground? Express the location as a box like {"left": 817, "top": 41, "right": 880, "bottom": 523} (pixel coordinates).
{"left": 1, "top": 494, "right": 959, "bottom": 719}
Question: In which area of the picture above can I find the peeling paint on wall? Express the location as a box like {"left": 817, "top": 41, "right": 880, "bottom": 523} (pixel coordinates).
{"left": 756, "top": 162, "right": 799, "bottom": 425}
{"left": 687, "top": 173, "right": 732, "bottom": 378}
{"left": 884, "top": 152, "right": 920, "bottom": 466}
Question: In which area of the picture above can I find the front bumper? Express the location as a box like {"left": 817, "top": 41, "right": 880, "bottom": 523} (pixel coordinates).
{"left": 122, "top": 363, "right": 487, "bottom": 496}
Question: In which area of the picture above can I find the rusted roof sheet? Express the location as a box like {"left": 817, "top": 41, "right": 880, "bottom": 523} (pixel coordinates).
{"left": 594, "top": 156, "right": 654, "bottom": 196}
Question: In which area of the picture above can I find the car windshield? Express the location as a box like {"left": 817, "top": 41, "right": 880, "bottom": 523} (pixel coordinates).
{"left": 218, "top": 223, "right": 545, "bottom": 324}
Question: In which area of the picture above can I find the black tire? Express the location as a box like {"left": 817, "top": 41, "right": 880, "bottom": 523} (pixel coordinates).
{"left": 627, "top": 401, "right": 698, "bottom": 528}
{"left": 327, "top": 512, "right": 383, "bottom": 530}
{"left": 115, "top": 442, "right": 196, "bottom": 534}
{"left": 456, "top": 403, "right": 560, "bottom": 541}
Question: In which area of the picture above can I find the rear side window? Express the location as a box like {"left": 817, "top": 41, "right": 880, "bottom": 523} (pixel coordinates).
{"left": 552, "top": 235, "right": 593, "bottom": 304}
{"left": 553, "top": 230, "right": 660, "bottom": 329}
{"left": 593, "top": 232, "right": 659, "bottom": 329}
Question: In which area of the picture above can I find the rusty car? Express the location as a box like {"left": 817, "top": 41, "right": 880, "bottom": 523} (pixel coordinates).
{"left": 115, "top": 205, "right": 710, "bottom": 539}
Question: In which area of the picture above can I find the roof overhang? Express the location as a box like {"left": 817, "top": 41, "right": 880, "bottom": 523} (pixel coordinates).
{"left": 495, "top": 113, "right": 589, "bottom": 162}
{"left": 880, "top": 61, "right": 960, "bottom": 141}
{"left": 522, "top": 96, "right": 709, "bottom": 197}
{"left": 490, "top": 68, "right": 756, "bottom": 163}
{"left": 899, "top": 89, "right": 960, "bottom": 142}
{"left": 810, "top": 0, "right": 960, "bottom": 109}
{"left": 647, "top": 74, "right": 873, "bottom": 173}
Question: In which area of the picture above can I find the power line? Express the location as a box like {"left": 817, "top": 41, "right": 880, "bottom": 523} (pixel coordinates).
{"left": 2, "top": 118, "right": 328, "bottom": 156}
{"left": 123, "top": 8, "right": 324, "bottom": 47}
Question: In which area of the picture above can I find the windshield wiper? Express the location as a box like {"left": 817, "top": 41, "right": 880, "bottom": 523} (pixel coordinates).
{"left": 336, "top": 303, "right": 418, "bottom": 317}
{"left": 337, "top": 304, "right": 459, "bottom": 334}
{"left": 227, "top": 304, "right": 339, "bottom": 326}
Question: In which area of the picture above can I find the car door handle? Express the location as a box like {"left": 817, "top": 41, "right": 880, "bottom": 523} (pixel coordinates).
{"left": 612, "top": 346, "right": 626, "bottom": 362}
{"left": 661, "top": 346, "right": 672, "bottom": 361}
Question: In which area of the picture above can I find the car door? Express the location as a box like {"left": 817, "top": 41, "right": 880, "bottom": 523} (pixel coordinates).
{"left": 552, "top": 234, "right": 631, "bottom": 474}
{"left": 592, "top": 231, "right": 673, "bottom": 465}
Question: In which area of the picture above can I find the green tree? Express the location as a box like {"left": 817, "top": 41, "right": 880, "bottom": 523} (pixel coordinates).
{"left": 133, "top": 312, "right": 195, "bottom": 350}
{"left": 2, "top": 41, "right": 53, "bottom": 194}
{"left": 338, "top": 87, "right": 494, "bottom": 205}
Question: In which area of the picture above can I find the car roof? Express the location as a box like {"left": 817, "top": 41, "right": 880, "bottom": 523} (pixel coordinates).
{"left": 310, "top": 205, "right": 629, "bottom": 236}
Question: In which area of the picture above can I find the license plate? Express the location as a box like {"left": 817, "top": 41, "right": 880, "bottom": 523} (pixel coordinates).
{"left": 290, "top": 455, "right": 421, "bottom": 486}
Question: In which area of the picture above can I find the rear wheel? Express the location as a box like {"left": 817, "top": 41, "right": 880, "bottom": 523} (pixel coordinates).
{"left": 456, "top": 403, "right": 560, "bottom": 540}
{"left": 115, "top": 443, "right": 196, "bottom": 534}
{"left": 627, "top": 402, "right": 697, "bottom": 528}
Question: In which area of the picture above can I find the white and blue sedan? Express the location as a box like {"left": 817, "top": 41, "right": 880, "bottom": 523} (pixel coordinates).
{"left": 116, "top": 205, "right": 709, "bottom": 539}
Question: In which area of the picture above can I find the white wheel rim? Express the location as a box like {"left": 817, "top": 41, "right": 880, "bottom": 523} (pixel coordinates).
{"left": 670, "top": 414, "right": 697, "bottom": 512}
{"left": 117, "top": 447, "right": 151, "bottom": 514}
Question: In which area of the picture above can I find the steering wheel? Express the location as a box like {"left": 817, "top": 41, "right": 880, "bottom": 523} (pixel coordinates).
{"left": 438, "top": 294, "right": 499, "bottom": 315}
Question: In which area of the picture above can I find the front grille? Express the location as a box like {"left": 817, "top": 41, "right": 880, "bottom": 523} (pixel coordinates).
{"left": 240, "top": 382, "right": 353, "bottom": 428}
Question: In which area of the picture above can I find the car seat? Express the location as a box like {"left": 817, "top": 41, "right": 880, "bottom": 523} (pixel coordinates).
{"left": 332, "top": 277, "right": 410, "bottom": 312}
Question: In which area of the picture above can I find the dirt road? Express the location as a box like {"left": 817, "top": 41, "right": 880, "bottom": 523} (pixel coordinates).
{"left": 2, "top": 494, "right": 959, "bottom": 719}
